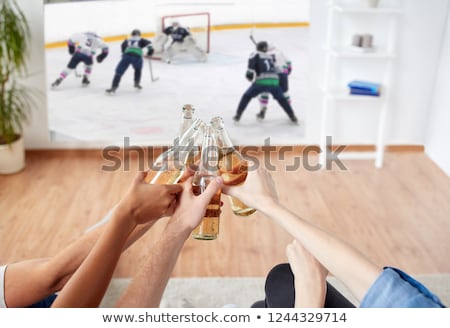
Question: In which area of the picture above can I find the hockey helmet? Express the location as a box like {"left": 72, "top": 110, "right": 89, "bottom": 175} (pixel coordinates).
{"left": 131, "top": 29, "right": 141, "bottom": 37}
{"left": 256, "top": 41, "right": 268, "bottom": 52}
{"left": 171, "top": 21, "right": 180, "bottom": 27}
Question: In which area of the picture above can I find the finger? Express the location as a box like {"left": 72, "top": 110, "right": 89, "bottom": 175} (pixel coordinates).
{"left": 165, "top": 183, "right": 183, "bottom": 195}
{"left": 178, "top": 167, "right": 195, "bottom": 183}
{"left": 221, "top": 184, "right": 232, "bottom": 195}
{"left": 198, "top": 176, "right": 223, "bottom": 204}
{"left": 134, "top": 171, "right": 147, "bottom": 184}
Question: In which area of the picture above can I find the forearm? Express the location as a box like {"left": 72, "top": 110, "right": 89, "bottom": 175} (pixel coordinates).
{"left": 52, "top": 212, "right": 136, "bottom": 308}
{"left": 258, "top": 200, "right": 381, "bottom": 301}
{"left": 115, "top": 224, "right": 189, "bottom": 308}
{"left": 40, "top": 215, "right": 153, "bottom": 293}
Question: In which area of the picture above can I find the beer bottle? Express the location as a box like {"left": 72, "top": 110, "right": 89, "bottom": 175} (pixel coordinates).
{"left": 210, "top": 116, "right": 256, "bottom": 216}
{"left": 145, "top": 118, "right": 205, "bottom": 184}
{"left": 192, "top": 125, "right": 222, "bottom": 240}
{"left": 179, "top": 104, "right": 195, "bottom": 137}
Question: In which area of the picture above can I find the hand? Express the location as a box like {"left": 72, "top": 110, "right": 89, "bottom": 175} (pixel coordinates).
{"left": 286, "top": 240, "right": 328, "bottom": 308}
{"left": 96, "top": 53, "right": 107, "bottom": 63}
{"left": 115, "top": 171, "right": 183, "bottom": 226}
{"left": 222, "top": 166, "right": 278, "bottom": 210}
{"left": 167, "top": 175, "right": 223, "bottom": 237}
{"left": 68, "top": 44, "right": 75, "bottom": 55}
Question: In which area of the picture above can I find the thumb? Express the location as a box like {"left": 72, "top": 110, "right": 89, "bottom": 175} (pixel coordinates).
{"left": 198, "top": 176, "right": 223, "bottom": 205}
{"left": 133, "top": 171, "right": 147, "bottom": 184}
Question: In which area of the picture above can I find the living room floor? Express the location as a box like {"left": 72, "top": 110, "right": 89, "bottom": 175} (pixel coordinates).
{"left": 1, "top": 149, "right": 449, "bottom": 278}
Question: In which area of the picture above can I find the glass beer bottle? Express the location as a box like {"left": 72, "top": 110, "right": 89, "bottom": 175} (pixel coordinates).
{"left": 144, "top": 118, "right": 205, "bottom": 184}
{"left": 179, "top": 104, "right": 195, "bottom": 137}
{"left": 191, "top": 126, "right": 222, "bottom": 240}
{"left": 210, "top": 116, "right": 256, "bottom": 216}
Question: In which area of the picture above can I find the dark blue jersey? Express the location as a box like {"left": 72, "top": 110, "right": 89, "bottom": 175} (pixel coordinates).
{"left": 121, "top": 36, "right": 153, "bottom": 56}
{"left": 163, "top": 25, "right": 190, "bottom": 43}
{"left": 247, "top": 51, "right": 279, "bottom": 85}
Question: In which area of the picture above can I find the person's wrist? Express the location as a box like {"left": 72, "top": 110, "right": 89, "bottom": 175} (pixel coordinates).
{"left": 252, "top": 196, "right": 278, "bottom": 213}
{"left": 164, "top": 216, "right": 192, "bottom": 242}
{"left": 113, "top": 200, "right": 140, "bottom": 230}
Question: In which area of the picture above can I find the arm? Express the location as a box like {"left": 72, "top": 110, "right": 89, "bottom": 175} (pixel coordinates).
{"left": 96, "top": 39, "right": 109, "bottom": 63}
{"left": 115, "top": 176, "right": 223, "bottom": 308}
{"left": 4, "top": 211, "right": 158, "bottom": 308}
{"left": 49, "top": 172, "right": 182, "bottom": 308}
{"left": 222, "top": 168, "right": 381, "bottom": 302}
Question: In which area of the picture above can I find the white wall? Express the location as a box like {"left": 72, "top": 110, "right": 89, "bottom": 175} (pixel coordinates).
{"left": 425, "top": 2, "right": 450, "bottom": 176}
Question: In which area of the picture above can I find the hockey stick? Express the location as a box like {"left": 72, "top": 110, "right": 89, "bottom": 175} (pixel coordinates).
{"left": 249, "top": 27, "right": 257, "bottom": 45}
{"left": 147, "top": 57, "right": 159, "bottom": 82}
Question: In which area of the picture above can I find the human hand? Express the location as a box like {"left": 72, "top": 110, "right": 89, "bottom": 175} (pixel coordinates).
{"left": 221, "top": 166, "right": 279, "bottom": 210}
{"left": 166, "top": 175, "right": 223, "bottom": 237}
{"left": 286, "top": 239, "right": 328, "bottom": 308}
{"left": 115, "top": 171, "right": 183, "bottom": 226}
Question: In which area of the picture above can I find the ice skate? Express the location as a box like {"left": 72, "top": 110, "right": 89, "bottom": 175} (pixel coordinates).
{"left": 233, "top": 115, "right": 241, "bottom": 123}
{"left": 105, "top": 87, "right": 117, "bottom": 94}
{"left": 51, "top": 78, "right": 62, "bottom": 88}
{"left": 290, "top": 115, "right": 299, "bottom": 125}
{"left": 82, "top": 75, "right": 90, "bottom": 86}
{"left": 256, "top": 108, "right": 266, "bottom": 121}
{"left": 134, "top": 83, "right": 142, "bottom": 90}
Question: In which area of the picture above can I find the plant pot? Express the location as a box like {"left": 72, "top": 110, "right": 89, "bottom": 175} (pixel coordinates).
{"left": 0, "top": 135, "right": 25, "bottom": 174}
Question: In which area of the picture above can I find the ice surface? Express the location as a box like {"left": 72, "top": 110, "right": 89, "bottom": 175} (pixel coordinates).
{"left": 46, "top": 27, "right": 309, "bottom": 146}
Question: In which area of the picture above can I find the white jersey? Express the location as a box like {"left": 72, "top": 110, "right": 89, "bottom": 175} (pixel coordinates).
{"left": 267, "top": 47, "right": 291, "bottom": 74}
{"left": 69, "top": 32, "right": 108, "bottom": 57}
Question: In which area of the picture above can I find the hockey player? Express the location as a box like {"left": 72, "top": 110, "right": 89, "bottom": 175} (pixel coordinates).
{"left": 233, "top": 41, "right": 298, "bottom": 124}
{"left": 154, "top": 21, "right": 207, "bottom": 63}
{"left": 106, "top": 29, "right": 154, "bottom": 94}
{"left": 256, "top": 44, "right": 293, "bottom": 121}
{"left": 51, "top": 32, "right": 109, "bottom": 88}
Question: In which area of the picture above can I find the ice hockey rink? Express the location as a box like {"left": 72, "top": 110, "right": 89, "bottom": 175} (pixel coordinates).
{"left": 46, "top": 26, "right": 308, "bottom": 147}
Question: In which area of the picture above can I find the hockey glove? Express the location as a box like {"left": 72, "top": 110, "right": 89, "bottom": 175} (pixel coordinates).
{"left": 146, "top": 47, "right": 154, "bottom": 57}
{"left": 68, "top": 44, "right": 75, "bottom": 55}
{"left": 287, "top": 62, "right": 292, "bottom": 75}
{"left": 246, "top": 71, "right": 254, "bottom": 82}
{"left": 96, "top": 53, "right": 107, "bottom": 63}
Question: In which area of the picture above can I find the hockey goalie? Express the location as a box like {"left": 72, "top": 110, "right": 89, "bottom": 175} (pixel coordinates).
{"left": 153, "top": 21, "right": 207, "bottom": 63}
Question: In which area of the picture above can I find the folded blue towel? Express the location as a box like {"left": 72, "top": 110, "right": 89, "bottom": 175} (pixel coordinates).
{"left": 348, "top": 80, "right": 381, "bottom": 93}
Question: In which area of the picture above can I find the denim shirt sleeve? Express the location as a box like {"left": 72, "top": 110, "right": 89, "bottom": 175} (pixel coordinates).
{"left": 360, "top": 267, "right": 446, "bottom": 308}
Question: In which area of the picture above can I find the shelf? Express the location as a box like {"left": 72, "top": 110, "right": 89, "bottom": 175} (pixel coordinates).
{"left": 321, "top": 88, "right": 385, "bottom": 101}
{"left": 320, "top": 0, "right": 401, "bottom": 169}
{"left": 333, "top": 5, "right": 402, "bottom": 15}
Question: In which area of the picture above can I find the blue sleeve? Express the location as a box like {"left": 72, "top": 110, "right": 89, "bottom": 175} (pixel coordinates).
{"left": 248, "top": 53, "right": 258, "bottom": 72}
{"left": 360, "top": 267, "right": 446, "bottom": 308}
{"left": 138, "top": 38, "right": 151, "bottom": 48}
{"left": 120, "top": 40, "right": 127, "bottom": 53}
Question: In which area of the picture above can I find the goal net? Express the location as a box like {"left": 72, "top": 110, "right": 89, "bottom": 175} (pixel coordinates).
{"left": 156, "top": 12, "right": 211, "bottom": 54}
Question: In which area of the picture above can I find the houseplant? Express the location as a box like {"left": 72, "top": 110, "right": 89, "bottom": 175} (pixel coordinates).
{"left": 0, "top": 0, "right": 34, "bottom": 174}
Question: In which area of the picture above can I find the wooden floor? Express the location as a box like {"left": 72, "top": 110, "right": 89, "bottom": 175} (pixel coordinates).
{"left": 0, "top": 148, "right": 449, "bottom": 278}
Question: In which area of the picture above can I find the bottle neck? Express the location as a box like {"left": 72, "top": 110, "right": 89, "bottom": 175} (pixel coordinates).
{"left": 179, "top": 118, "right": 193, "bottom": 137}
{"left": 198, "top": 127, "right": 219, "bottom": 175}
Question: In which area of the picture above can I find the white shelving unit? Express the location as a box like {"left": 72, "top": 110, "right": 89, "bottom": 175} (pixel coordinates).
{"left": 319, "top": 0, "right": 402, "bottom": 168}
